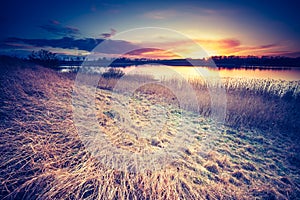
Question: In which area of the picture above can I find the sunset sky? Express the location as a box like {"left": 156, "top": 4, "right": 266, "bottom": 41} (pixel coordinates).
{"left": 0, "top": 0, "right": 299, "bottom": 59}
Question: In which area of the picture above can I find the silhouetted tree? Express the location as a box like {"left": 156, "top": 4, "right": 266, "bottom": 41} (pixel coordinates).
{"left": 28, "top": 49, "right": 59, "bottom": 68}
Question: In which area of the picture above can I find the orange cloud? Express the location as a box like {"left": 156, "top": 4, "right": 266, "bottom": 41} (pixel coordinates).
{"left": 125, "top": 48, "right": 181, "bottom": 59}
{"left": 193, "top": 38, "right": 283, "bottom": 57}
{"left": 196, "top": 39, "right": 240, "bottom": 49}
{"left": 120, "top": 38, "right": 283, "bottom": 59}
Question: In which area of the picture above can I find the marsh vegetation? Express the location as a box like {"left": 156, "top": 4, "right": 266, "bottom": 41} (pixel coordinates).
{"left": 0, "top": 59, "right": 299, "bottom": 199}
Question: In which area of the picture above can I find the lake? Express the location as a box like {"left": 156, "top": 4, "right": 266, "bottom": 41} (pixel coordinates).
{"left": 60, "top": 64, "right": 300, "bottom": 81}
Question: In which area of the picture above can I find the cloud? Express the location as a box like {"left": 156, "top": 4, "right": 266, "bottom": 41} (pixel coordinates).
{"left": 91, "top": 5, "right": 97, "bottom": 12}
{"left": 264, "top": 50, "right": 300, "bottom": 57}
{"left": 282, "top": 51, "right": 300, "bottom": 57}
{"left": 125, "top": 48, "right": 158, "bottom": 55}
{"left": 50, "top": 20, "right": 60, "bottom": 25}
{"left": 124, "top": 48, "right": 180, "bottom": 59}
{"left": 218, "top": 39, "right": 241, "bottom": 48}
{"left": 3, "top": 37, "right": 140, "bottom": 55}
{"left": 195, "top": 38, "right": 241, "bottom": 49}
{"left": 4, "top": 37, "right": 101, "bottom": 52}
{"left": 192, "top": 38, "right": 283, "bottom": 56}
{"left": 144, "top": 10, "right": 178, "bottom": 19}
{"left": 2, "top": 42, "right": 35, "bottom": 49}
{"left": 39, "top": 20, "right": 80, "bottom": 37}
{"left": 93, "top": 39, "right": 140, "bottom": 54}
{"left": 140, "top": 38, "right": 242, "bottom": 51}
{"left": 258, "top": 44, "right": 278, "bottom": 49}
{"left": 2, "top": 35, "right": 298, "bottom": 58}
{"left": 143, "top": 8, "right": 219, "bottom": 20}
{"left": 100, "top": 28, "right": 117, "bottom": 39}
{"left": 229, "top": 43, "right": 280, "bottom": 55}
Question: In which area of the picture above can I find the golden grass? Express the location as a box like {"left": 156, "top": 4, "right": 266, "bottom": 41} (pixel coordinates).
{"left": 0, "top": 63, "right": 299, "bottom": 199}
{"left": 98, "top": 73, "right": 300, "bottom": 135}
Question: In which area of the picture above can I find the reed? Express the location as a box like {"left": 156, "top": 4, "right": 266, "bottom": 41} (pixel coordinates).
{"left": 0, "top": 62, "right": 299, "bottom": 199}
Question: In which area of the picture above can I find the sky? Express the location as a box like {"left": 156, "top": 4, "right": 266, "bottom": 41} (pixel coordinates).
{"left": 0, "top": 0, "right": 300, "bottom": 59}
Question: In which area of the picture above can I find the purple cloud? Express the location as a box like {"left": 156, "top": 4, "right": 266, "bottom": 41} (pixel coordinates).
{"left": 100, "top": 28, "right": 117, "bottom": 39}
{"left": 39, "top": 20, "right": 80, "bottom": 37}
{"left": 3, "top": 37, "right": 140, "bottom": 54}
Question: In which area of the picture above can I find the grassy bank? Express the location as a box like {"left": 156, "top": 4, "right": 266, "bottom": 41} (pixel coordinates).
{"left": 98, "top": 72, "right": 300, "bottom": 136}
{"left": 0, "top": 60, "right": 299, "bottom": 199}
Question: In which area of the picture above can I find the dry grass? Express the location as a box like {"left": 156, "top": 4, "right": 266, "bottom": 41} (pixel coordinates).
{"left": 99, "top": 73, "right": 300, "bottom": 135}
{"left": 0, "top": 61, "right": 299, "bottom": 199}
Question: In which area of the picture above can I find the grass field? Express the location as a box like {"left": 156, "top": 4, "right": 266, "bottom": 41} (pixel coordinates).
{"left": 0, "top": 60, "right": 299, "bottom": 199}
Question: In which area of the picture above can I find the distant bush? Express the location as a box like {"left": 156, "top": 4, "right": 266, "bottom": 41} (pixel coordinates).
{"left": 28, "top": 49, "right": 59, "bottom": 69}
{"left": 101, "top": 68, "right": 125, "bottom": 79}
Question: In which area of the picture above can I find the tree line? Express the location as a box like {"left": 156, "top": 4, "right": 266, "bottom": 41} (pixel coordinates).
{"left": 26, "top": 49, "right": 300, "bottom": 69}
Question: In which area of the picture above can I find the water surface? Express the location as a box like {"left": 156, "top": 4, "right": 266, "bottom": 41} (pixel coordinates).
{"left": 60, "top": 65, "right": 300, "bottom": 81}
{"left": 122, "top": 65, "right": 300, "bottom": 81}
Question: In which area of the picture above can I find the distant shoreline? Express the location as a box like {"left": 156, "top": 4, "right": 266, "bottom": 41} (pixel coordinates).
{"left": 1, "top": 55, "right": 299, "bottom": 69}
{"left": 58, "top": 62, "right": 300, "bottom": 70}
{"left": 58, "top": 57, "right": 300, "bottom": 68}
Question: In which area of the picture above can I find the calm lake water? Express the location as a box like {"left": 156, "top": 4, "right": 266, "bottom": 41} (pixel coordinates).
{"left": 61, "top": 65, "right": 300, "bottom": 81}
